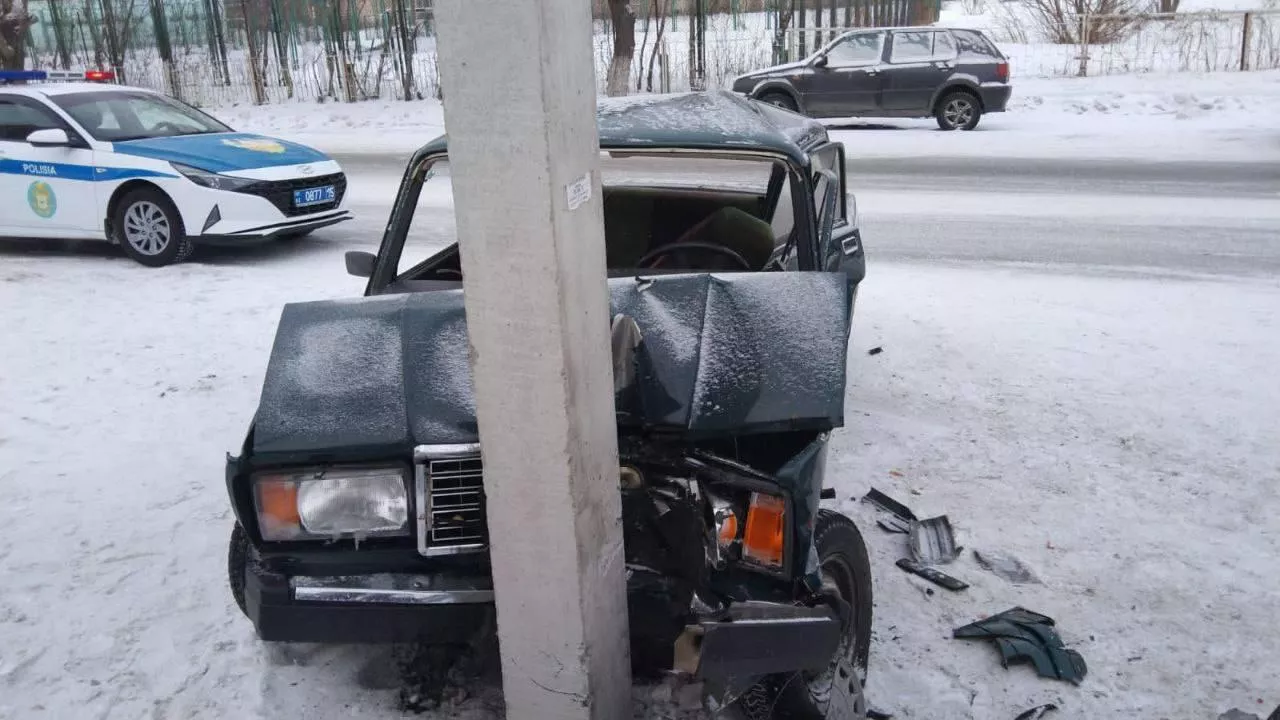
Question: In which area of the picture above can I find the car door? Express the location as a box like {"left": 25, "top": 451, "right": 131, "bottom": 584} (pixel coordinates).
{"left": 0, "top": 95, "right": 100, "bottom": 236}
{"left": 880, "top": 30, "right": 956, "bottom": 114}
{"left": 809, "top": 143, "right": 857, "bottom": 276}
{"left": 805, "top": 31, "right": 887, "bottom": 117}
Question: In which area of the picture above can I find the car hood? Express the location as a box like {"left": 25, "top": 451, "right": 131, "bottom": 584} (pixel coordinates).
{"left": 736, "top": 59, "right": 810, "bottom": 82}
{"left": 111, "top": 132, "right": 329, "bottom": 173}
{"left": 250, "top": 273, "right": 853, "bottom": 459}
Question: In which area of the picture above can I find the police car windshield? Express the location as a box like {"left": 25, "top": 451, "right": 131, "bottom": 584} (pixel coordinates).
{"left": 50, "top": 91, "right": 231, "bottom": 142}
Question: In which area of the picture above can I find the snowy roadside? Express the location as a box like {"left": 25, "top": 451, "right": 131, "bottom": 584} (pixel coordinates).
{"left": 1, "top": 245, "right": 1277, "bottom": 718}
{"left": 218, "top": 71, "right": 1280, "bottom": 164}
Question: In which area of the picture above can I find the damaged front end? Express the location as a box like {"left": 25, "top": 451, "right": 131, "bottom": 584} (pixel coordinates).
{"left": 230, "top": 271, "right": 867, "bottom": 715}
{"left": 619, "top": 435, "right": 843, "bottom": 681}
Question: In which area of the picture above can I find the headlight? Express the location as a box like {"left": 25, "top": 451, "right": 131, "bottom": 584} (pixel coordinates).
{"left": 171, "top": 162, "right": 257, "bottom": 191}
{"left": 254, "top": 467, "right": 409, "bottom": 541}
{"left": 706, "top": 488, "right": 787, "bottom": 573}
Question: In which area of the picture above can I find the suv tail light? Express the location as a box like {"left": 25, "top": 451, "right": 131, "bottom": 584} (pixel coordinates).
{"left": 996, "top": 62, "right": 1010, "bottom": 83}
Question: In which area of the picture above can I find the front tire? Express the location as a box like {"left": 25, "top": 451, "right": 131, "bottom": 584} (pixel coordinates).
{"left": 935, "top": 91, "right": 982, "bottom": 131}
{"left": 113, "top": 187, "right": 192, "bottom": 267}
{"left": 229, "top": 523, "right": 249, "bottom": 617}
{"left": 771, "top": 509, "right": 873, "bottom": 719}
{"left": 757, "top": 91, "right": 799, "bottom": 113}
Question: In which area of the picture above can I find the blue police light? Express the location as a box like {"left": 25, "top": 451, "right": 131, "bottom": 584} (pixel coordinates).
{"left": 0, "top": 70, "right": 48, "bottom": 83}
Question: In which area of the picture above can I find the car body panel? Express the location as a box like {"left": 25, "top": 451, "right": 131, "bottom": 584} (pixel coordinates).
{"left": 0, "top": 83, "right": 349, "bottom": 247}
{"left": 111, "top": 132, "right": 330, "bottom": 173}
{"left": 414, "top": 90, "right": 831, "bottom": 167}
{"left": 252, "top": 272, "right": 853, "bottom": 460}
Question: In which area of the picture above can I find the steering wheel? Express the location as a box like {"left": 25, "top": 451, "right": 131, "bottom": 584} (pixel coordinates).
{"left": 152, "top": 121, "right": 186, "bottom": 135}
{"left": 636, "top": 242, "right": 752, "bottom": 271}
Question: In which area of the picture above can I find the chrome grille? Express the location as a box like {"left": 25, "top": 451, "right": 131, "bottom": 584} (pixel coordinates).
{"left": 414, "top": 445, "right": 487, "bottom": 557}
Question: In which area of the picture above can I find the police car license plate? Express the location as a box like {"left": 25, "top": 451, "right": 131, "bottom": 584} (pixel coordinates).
{"left": 293, "top": 185, "right": 336, "bottom": 208}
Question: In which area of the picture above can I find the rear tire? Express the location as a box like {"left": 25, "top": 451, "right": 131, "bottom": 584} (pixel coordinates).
{"left": 935, "top": 90, "right": 982, "bottom": 131}
{"left": 229, "top": 523, "right": 250, "bottom": 617}
{"left": 113, "top": 187, "right": 192, "bottom": 267}
{"left": 769, "top": 509, "right": 873, "bottom": 719}
{"left": 757, "top": 91, "right": 799, "bottom": 113}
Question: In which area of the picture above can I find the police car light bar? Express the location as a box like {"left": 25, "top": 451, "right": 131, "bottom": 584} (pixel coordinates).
{"left": 0, "top": 69, "right": 116, "bottom": 84}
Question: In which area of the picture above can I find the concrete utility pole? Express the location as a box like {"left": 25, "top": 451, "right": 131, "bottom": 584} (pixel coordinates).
{"left": 433, "top": 2, "right": 632, "bottom": 719}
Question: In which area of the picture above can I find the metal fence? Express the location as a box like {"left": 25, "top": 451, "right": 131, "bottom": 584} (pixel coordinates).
{"left": 20, "top": 3, "right": 1280, "bottom": 107}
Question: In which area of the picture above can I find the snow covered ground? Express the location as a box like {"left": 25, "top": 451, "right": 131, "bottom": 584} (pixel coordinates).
{"left": 219, "top": 70, "right": 1280, "bottom": 164}
{"left": 1, "top": 225, "right": 1278, "bottom": 718}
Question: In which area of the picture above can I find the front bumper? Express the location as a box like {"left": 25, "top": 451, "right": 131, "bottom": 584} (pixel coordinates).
{"left": 246, "top": 567, "right": 494, "bottom": 643}
{"left": 194, "top": 210, "right": 353, "bottom": 246}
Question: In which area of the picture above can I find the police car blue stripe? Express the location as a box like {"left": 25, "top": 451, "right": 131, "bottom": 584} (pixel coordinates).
{"left": 0, "top": 158, "right": 175, "bottom": 182}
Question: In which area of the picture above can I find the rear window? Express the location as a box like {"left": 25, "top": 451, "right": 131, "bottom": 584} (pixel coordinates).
{"left": 952, "top": 29, "right": 1003, "bottom": 59}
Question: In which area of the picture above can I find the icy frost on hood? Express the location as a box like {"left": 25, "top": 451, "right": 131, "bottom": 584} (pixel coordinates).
{"left": 251, "top": 273, "right": 853, "bottom": 457}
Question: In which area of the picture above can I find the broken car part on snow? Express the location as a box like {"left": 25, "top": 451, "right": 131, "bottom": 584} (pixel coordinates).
{"left": 953, "top": 607, "right": 1088, "bottom": 684}
{"left": 223, "top": 92, "right": 875, "bottom": 719}
{"left": 864, "top": 488, "right": 969, "bottom": 591}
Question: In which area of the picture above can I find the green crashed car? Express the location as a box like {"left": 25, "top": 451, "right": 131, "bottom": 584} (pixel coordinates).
{"left": 226, "top": 91, "right": 871, "bottom": 717}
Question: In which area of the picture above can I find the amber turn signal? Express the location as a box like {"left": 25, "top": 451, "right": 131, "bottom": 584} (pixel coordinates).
{"left": 742, "top": 492, "right": 785, "bottom": 568}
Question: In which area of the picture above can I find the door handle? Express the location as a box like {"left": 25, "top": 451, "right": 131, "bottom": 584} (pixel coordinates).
{"left": 866, "top": 70, "right": 878, "bottom": 77}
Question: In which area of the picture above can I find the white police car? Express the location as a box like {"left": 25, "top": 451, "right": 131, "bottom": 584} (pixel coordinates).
{"left": 0, "top": 70, "right": 351, "bottom": 266}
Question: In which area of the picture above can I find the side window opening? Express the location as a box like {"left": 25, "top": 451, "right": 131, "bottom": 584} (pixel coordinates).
{"left": 810, "top": 145, "right": 845, "bottom": 228}
{"left": 888, "top": 30, "right": 935, "bottom": 64}
{"left": 952, "top": 29, "right": 1003, "bottom": 59}
{"left": 824, "top": 32, "right": 885, "bottom": 67}
{"left": 0, "top": 99, "right": 62, "bottom": 142}
{"left": 934, "top": 31, "right": 958, "bottom": 61}
{"left": 397, "top": 158, "right": 458, "bottom": 278}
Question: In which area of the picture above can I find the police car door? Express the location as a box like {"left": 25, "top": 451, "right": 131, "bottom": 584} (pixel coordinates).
{"left": 0, "top": 94, "right": 99, "bottom": 236}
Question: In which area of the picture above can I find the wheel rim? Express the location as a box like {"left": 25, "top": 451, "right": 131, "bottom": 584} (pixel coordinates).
{"left": 123, "top": 201, "right": 171, "bottom": 256}
{"left": 767, "top": 96, "right": 790, "bottom": 109}
{"left": 806, "top": 553, "right": 863, "bottom": 707}
{"left": 944, "top": 98, "right": 974, "bottom": 127}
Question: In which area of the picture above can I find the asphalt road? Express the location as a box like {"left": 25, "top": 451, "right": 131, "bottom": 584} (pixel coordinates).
{"left": 322, "top": 153, "right": 1280, "bottom": 278}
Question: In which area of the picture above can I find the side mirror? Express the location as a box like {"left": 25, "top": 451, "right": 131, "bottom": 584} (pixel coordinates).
{"left": 27, "top": 128, "right": 71, "bottom": 147}
{"left": 345, "top": 250, "right": 376, "bottom": 278}
{"left": 812, "top": 55, "right": 829, "bottom": 69}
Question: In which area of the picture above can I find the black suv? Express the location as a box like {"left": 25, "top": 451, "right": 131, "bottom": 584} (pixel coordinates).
{"left": 733, "top": 26, "right": 1011, "bottom": 130}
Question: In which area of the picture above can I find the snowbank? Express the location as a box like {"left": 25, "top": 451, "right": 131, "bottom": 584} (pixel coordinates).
{"left": 221, "top": 70, "right": 1280, "bottom": 164}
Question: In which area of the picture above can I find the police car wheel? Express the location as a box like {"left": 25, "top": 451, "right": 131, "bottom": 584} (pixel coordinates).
{"left": 113, "top": 189, "right": 193, "bottom": 267}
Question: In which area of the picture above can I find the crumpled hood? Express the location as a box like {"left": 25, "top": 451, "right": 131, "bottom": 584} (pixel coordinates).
{"left": 250, "top": 273, "right": 853, "bottom": 459}
{"left": 112, "top": 132, "right": 329, "bottom": 173}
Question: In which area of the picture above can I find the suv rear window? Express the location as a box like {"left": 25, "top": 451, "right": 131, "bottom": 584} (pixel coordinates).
{"left": 951, "top": 29, "right": 1003, "bottom": 59}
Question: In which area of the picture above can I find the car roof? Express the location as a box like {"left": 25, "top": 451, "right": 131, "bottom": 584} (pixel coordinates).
{"left": 416, "top": 90, "right": 829, "bottom": 166}
{"left": 5, "top": 82, "right": 158, "bottom": 98}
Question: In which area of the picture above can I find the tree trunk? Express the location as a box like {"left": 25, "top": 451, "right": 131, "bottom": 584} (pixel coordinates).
{"left": 1158, "top": 0, "right": 1179, "bottom": 12}
{"left": 0, "top": 0, "right": 38, "bottom": 70}
{"left": 645, "top": 0, "right": 667, "bottom": 91}
{"left": 606, "top": 0, "right": 634, "bottom": 96}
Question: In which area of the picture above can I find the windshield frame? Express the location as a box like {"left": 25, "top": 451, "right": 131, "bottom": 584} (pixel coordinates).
{"left": 364, "top": 147, "right": 818, "bottom": 296}
{"left": 49, "top": 90, "right": 233, "bottom": 143}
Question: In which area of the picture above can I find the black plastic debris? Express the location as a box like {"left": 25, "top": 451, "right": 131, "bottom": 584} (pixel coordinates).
{"left": 868, "top": 346, "right": 884, "bottom": 356}
{"left": 953, "top": 607, "right": 1087, "bottom": 684}
{"left": 896, "top": 558, "right": 969, "bottom": 592}
{"left": 862, "top": 488, "right": 916, "bottom": 534}
{"left": 1218, "top": 710, "right": 1262, "bottom": 720}
{"left": 974, "top": 549, "right": 1041, "bottom": 585}
{"left": 1014, "top": 704, "right": 1059, "bottom": 720}
{"left": 867, "top": 706, "right": 894, "bottom": 719}
{"left": 910, "top": 516, "right": 960, "bottom": 564}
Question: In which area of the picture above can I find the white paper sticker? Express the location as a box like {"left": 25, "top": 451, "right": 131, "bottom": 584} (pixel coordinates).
{"left": 566, "top": 173, "right": 592, "bottom": 211}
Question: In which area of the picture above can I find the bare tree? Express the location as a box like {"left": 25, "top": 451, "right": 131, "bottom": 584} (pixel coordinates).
{"left": 0, "top": 0, "right": 37, "bottom": 70}
{"left": 606, "top": 0, "right": 635, "bottom": 96}
{"left": 1024, "top": 0, "right": 1145, "bottom": 44}
{"left": 1157, "top": 0, "right": 1179, "bottom": 12}
{"left": 645, "top": 0, "right": 668, "bottom": 91}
